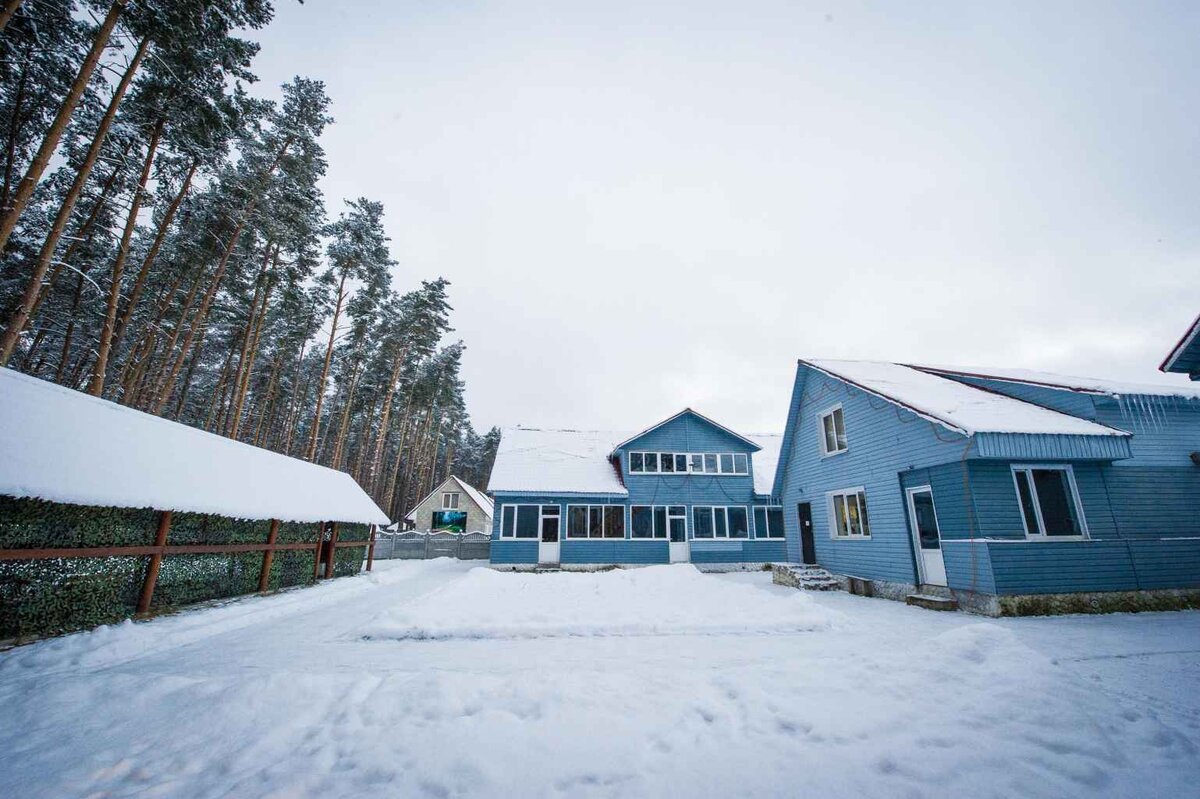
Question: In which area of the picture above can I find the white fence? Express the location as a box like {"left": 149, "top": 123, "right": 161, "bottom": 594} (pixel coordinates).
{"left": 374, "top": 530, "right": 491, "bottom": 560}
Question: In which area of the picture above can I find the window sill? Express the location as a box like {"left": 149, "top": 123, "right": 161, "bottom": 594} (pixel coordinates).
{"left": 1023, "top": 535, "right": 1090, "bottom": 542}
{"left": 820, "top": 449, "right": 848, "bottom": 459}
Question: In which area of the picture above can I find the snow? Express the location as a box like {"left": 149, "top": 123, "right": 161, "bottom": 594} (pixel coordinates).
{"left": 488, "top": 427, "right": 784, "bottom": 496}
{"left": 363, "top": 565, "right": 833, "bottom": 640}
{"left": 747, "top": 434, "right": 782, "bottom": 495}
{"left": 917, "top": 363, "right": 1200, "bottom": 400}
{"left": 803, "top": 359, "right": 1131, "bottom": 437}
{"left": 487, "top": 427, "right": 630, "bottom": 495}
{"left": 0, "top": 367, "right": 389, "bottom": 525}
{"left": 2, "top": 561, "right": 1198, "bottom": 799}
{"left": 457, "top": 477, "right": 494, "bottom": 515}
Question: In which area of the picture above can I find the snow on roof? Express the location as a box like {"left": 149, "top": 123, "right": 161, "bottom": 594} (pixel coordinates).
{"left": 404, "top": 475, "right": 493, "bottom": 522}
{"left": 487, "top": 428, "right": 629, "bottom": 495}
{"left": 1160, "top": 314, "right": 1200, "bottom": 376}
{"left": 747, "top": 434, "right": 782, "bottom": 495}
{"left": 802, "top": 359, "right": 1130, "bottom": 438}
{"left": 916, "top": 364, "right": 1200, "bottom": 400}
{"left": 0, "top": 368, "right": 389, "bottom": 525}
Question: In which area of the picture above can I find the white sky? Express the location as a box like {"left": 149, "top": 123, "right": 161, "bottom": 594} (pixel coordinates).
{"left": 249, "top": 0, "right": 1200, "bottom": 433}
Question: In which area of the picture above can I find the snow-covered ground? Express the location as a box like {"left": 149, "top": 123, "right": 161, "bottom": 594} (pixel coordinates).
{"left": 2, "top": 560, "right": 1198, "bottom": 798}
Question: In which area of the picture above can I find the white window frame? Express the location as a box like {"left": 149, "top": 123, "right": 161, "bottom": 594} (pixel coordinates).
{"left": 818, "top": 404, "right": 848, "bottom": 457}
{"left": 565, "top": 504, "right": 627, "bottom": 540}
{"left": 826, "top": 487, "right": 870, "bottom": 539}
{"left": 690, "top": 506, "right": 750, "bottom": 540}
{"left": 630, "top": 505, "right": 679, "bottom": 540}
{"left": 442, "top": 492, "right": 460, "bottom": 510}
{"left": 499, "top": 504, "right": 544, "bottom": 540}
{"left": 754, "top": 506, "right": 786, "bottom": 539}
{"left": 1010, "top": 464, "right": 1089, "bottom": 541}
{"left": 628, "top": 451, "right": 748, "bottom": 476}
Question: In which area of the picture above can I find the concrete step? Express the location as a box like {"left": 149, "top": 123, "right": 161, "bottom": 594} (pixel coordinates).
{"left": 772, "top": 565, "right": 842, "bottom": 591}
{"left": 906, "top": 593, "right": 959, "bottom": 611}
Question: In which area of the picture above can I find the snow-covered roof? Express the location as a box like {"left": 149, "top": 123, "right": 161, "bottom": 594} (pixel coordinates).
{"left": 1160, "top": 314, "right": 1200, "bottom": 378}
{"left": 0, "top": 368, "right": 389, "bottom": 525}
{"left": 917, "top": 364, "right": 1200, "bottom": 400}
{"left": 747, "top": 434, "right": 782, "bottom": 495}
{"left": 404, "top": 475, "right": 493, "bottom": 522}
{"left": 488, "top": 428, "right": 629, "bottom": 495}
{"left": 609, "top": 408, "right": 762, "bottom": 455}
{"left": 801, "top": 359, "right": 1131, "bottom": 438}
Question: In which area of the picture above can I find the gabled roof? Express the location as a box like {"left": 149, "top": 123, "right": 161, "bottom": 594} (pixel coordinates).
{"left": 801, "top": 359, "right": 1130, "bottom": 438}
{"left": 488, "top": 428, "right": 630, "bottom": 496}
{"left": 917, "top": 364, "right": 1200, "bottom": 400}
{"left": 0, "top": 368, "right": 389, "bottom": 525}
{"left": 1160, "top": 314, "right": 1200, "bottom": 380}
{"left": 404, "top": 475, "right": 493, "bottom": 522}
{"left": 608, "top": 408, "right": 763, "bottom": 456}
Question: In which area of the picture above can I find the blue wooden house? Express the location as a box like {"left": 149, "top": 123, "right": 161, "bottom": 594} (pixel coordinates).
{"left": 774, "top": 359, "right": 1200, "bottom": 614}
{"left": 487, "top": 409, "right": 784, "bottom": 567}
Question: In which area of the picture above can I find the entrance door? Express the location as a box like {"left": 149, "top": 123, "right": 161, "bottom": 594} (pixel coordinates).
{"left": 906, "top": 487, "right": 946, "bottom": 586}
{"left": 797, "top": 502, "right": 816, "bottom": 565}
{"left": 668, "top": 505, "right": 689, "bottom": 563}
{"left": 538, "top": 505, "right": 560, "bottom": 564}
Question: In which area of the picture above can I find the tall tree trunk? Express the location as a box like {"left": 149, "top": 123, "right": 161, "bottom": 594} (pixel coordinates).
{"left": 305, "top": 271, "right": 347, "bottom": 461}
{"left": 117, "top": 271, "right": 180, "bottom": 402}
{"left": 366, "top": 344, "right": 410, "bottom": 492}
{"left": 329, "top": 359, "right": 361, "bottom": 469}
{"left": 88, "top": 118, "right": 163, "bottom": 396}
{"left": 54, "top": 267, "right": 90, "bottom": 383}
{"left": 150, "top": 139, "right": 292, "bottom": 414}
{"left": 227, "top": 244, "right": 276, "bottom": 438}
{"left": 107, "top": 156, "right": 194, "bottom": 373}
{"left": 0, "top": 0, "right": 24, "bottom": 32}
{"left": 26, "top": 137, "right": 137, "bottom": 326}
{"left": 142, "top": 262, "right": 206, "bottom": 408}
{"left": 0, "top": 0, "right": 128, "bottom": 254}
{"left": 0, "top": 33, "right": 149, "bottom": 367}
{"left": 1, "top": 37, "right": 32, "bottom": 213}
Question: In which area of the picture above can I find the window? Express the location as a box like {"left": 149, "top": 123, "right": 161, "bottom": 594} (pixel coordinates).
{"left": 567, "top": 505, "right": 626, "bottom": 539}
{"left": 500, "top": 504, "right": 541, "bottom": 539}
{"left": 1012, "top": 466, "right": 1087, "bottom": 539}
{"left": 630, "top": 505, "right": 688, "bottom": 540}
{"left": 628, "top": 451, "right": 748, "bottom": 476}
{"left": 754, "top": 506, "right": 785, "bottom": 539}
{"left": 819, "top": 406, "right": 847, "bottom": 455}
{"left": 442, "top": 492, "right": 460, "bottom": 510}
{"left": 690, "top": 506, "right": 749, "bottom": 539}
{"left": 827, "top": 488, "right": 870, "bottom": 538}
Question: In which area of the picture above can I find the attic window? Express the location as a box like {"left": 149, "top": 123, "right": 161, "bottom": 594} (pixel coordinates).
{"left": 442, "top": 492, "right": 460, "bottom": 510}
{"left": 819, "top": 406, "right": 847, "bottom": 456}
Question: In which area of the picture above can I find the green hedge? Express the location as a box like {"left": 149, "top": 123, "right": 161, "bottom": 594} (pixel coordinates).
{"left": 0, "top": 496, "right": 370, "bottom": 642}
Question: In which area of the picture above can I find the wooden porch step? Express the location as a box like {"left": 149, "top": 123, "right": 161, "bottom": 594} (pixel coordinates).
{"left": 906, "top": 593, "right": 959, "bottom": 611}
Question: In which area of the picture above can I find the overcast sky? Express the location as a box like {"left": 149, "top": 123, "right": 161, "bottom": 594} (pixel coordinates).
{"left": 249, "top": 0, "right": 1200, "bottom": 434}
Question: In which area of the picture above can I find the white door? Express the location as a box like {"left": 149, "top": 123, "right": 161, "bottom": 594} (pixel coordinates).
{"left": 906, "top": 487, "right": 947, "bottom": 587}
{"left": 538, "top": 505, "right": 560, "bottom": 564}
{"left": 669, "top": 541, "right": 690, "bottom": 563}
{"left": 668, "top": 505, "right": 689, "bottom": 562}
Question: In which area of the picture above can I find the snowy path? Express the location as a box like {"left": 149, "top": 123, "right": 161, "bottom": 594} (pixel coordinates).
{"left": 2, "top": 560, "right": 1198, "bottom": 798}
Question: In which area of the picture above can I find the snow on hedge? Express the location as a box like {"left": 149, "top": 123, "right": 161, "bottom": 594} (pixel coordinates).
{"left": 804, "top": 359, "right": 1131, "bottom": 437}
{"left": 0, "top": 368, "right": 389, "bottom": 525}
{"left": 362, "top": 564, "right": 835, "bottom": 640}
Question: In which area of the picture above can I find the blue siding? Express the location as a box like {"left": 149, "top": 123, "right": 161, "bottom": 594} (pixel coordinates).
{"left": 560, "top": 541, "right": 668, "bottom": 564}
{"left": 777, "top": 366, "right": 975, "bottom": 584}
{"left": 689, "top": 540, "right": 787, "bottom": 564}
{"left": 776, "top": 364, "right": 1200, "bottom": 595}
{"left": 942, "top": 541, "right": 996, "bottom": 594}
{"left": 490, "top": 540, "right": 539, "bottom": 564}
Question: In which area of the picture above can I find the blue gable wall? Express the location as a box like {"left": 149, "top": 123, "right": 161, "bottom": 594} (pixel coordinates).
{"left": 777, "top": 365, "right": 975, "bottom": 584}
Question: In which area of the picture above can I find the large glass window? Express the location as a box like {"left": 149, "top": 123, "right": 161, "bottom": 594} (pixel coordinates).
{"left": 693, "top": 506, "right": 714, "bottom": 538}
{"left": 691, "top": 507, "right": 749, "bottom": 539}
{"left": 703, "top": 453, "right": 718, "bottom": 473}
{"left": 1012, "top": 466, "right": 1087, "bottom": 538}
{"left": 501, "top": 504, "right": 542, "bottom": 539}
{"left": 820, "top": 406, "right": 848, "bottom": 455}
{"left": 627, "top": 451, "right": 749, "bottom": 476}
{"left": 567, "top": 505, "right": 627, "bottom": 539}
{"left": 754, "top": 507, "right": 785, "bottom": 538}
{"left": 631, "top": 506, "right": 655, "bottom": 538}
{"left": 629, "top": 452, "right": 645, "bottom": 473}
{"left": 727, "top": 507, "right": 749, "bottom": 538}
{"left": 660, "top": 453, "right": 675, "bottom": 473}
{"left": 828, "top": 489, "right": 870, "bottom": 538}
